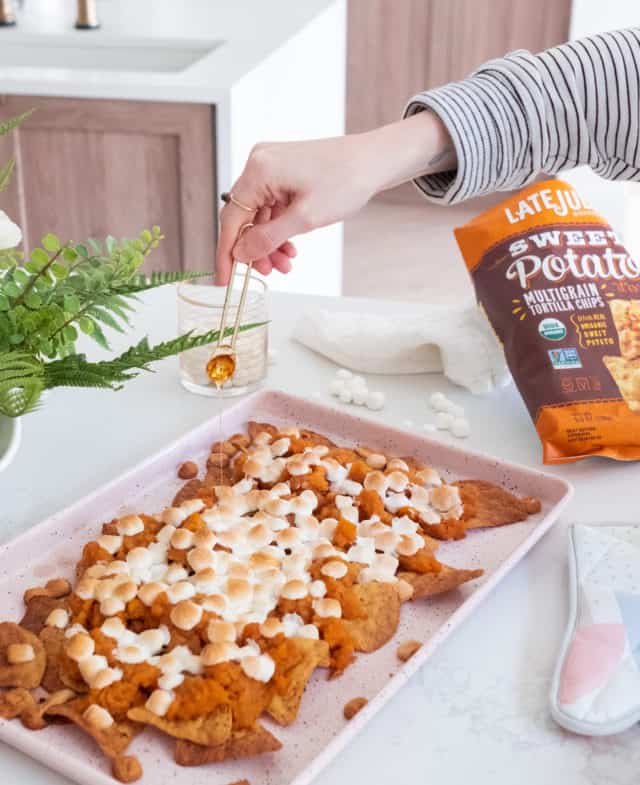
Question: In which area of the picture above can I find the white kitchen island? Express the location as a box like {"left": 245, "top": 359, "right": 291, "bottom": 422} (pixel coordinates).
{"left": 1, "top": 285, "right": 639, "bottom": 785}
{"left": 0, "top": 0, "right": 346, "bottom": 295}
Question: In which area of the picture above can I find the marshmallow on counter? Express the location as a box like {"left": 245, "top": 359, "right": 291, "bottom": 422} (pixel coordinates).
{"left": 329, "top": 368, "right": 386, "bottom": 411}
{"left": 428, "top": 391, "right": 471, "bottom": 438}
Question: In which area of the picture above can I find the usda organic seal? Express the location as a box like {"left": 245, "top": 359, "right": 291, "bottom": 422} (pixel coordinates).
{"left": 538, "top": 317, "right": 566, "bottom": 341}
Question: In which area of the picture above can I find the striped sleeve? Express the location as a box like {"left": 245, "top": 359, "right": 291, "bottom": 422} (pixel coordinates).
{"left": 403, "top": 28, "right": 640, "bottom": 203}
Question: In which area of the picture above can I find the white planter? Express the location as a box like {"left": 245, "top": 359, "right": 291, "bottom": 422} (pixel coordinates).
{"left": 0, "top": 415, "right": 21, "bottom": 473}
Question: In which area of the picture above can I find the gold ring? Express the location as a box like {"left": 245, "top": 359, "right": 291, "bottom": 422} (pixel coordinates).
{"left": 221, "top": 192, "right": 256, "bottom": 213}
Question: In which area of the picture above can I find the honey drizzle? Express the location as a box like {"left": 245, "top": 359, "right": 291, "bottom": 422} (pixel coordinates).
{"left": 206, "top": 352, "right": 236, "bottom": 389}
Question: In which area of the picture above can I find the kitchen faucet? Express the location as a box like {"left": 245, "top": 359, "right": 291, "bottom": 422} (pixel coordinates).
{"left": 0, "top": 0, "right": 100, "bottom": 29}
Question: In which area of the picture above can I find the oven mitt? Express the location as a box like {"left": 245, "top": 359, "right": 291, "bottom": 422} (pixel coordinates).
{"left": 550, "top": 524, "right": 640, "bottom": 735}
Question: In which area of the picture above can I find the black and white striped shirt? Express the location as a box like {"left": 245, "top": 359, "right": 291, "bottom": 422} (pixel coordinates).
{"left": 404, "top": 28, "right": 640, "bottom": 203}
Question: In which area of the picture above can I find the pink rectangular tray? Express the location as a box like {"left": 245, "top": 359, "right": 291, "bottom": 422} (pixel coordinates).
{"left": 0, "top": 389, "right": 573, "bottom": 785}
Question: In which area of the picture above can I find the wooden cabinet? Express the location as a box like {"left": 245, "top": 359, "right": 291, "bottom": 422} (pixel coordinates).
{"left": 0, "top": 96, "right": 216, "bottom": 272}
{"left": 347, "top": 0, "right": 572, "bottom": 133}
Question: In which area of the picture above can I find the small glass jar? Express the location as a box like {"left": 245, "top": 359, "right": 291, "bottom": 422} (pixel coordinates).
{"left": 177, "top": 274, "right": 268, "bottom": 397}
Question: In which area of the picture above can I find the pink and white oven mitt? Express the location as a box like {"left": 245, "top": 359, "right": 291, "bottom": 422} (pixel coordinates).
{"left": 551, "top": 524, "right": 640, "bottom": 735}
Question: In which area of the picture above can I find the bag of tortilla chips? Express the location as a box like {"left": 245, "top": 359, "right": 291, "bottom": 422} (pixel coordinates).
{"left": 455, "top": 178, "right": 640, "bottom": 463}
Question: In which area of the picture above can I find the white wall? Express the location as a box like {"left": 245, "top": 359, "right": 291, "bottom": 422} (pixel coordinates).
{"left": 564, "top": 1, "right": 640, "bottom": 254}
{"left": 226, "top": 0, "right": 346, "bottom": 296}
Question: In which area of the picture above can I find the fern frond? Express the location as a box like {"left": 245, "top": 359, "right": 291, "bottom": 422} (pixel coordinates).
{"left": 43, "top": 322, "right": 266, "bottom": 390}
{"left": 0, "top": 351, "right": 44, "bottom": 417}
{"left": 114, "top": 270, "right": 210, "bottom": 295}
{"left": 0, "top": 110, "right": 33, "bottom": 137}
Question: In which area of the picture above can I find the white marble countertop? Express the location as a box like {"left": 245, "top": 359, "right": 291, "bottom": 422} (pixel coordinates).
{"left": 0, "top": 0, "right": 336, "bottom": 102}
{"left": 2, "top": 286, "right": 640, "bottom": 785}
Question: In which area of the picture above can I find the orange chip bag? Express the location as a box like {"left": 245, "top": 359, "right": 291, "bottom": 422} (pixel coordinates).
{"left": 455, "top": 178, "right": 640, "bottom": 463}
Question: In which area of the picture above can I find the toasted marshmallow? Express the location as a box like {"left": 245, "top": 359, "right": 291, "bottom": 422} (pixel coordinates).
{"left": 312, "top": 598, "right": 342, "bottom": 618}
{"left": 114, "top": 580, "right": 138, "bottom": 603}
{"left": 414, "top": 467, "right": 442, "bottom": 488}
{"left": 45, "top": 608, "right": 70, "bottom": 629}
{"left": 138, "top": 627, "right": 170, "bottom": 653}
{"left": 374, "top": 530, "right": 399, "bottom": 553}
{"left": 158, "top": 672, "right": 184, "bottom": 690}
{"left": 75, "top": 577, "right": 98, "bottom": 601}
{"left": 207, "top": 620, "right": 236, "bottom": 644}
{"left": 166, "top": 581, "right": 196, "bottom": 604}
{"left": 100, "top": 617, "right": 128, "bottom": 641}
{"left": 287, "top": 455, "right": 311, "bottom": 476}
{"left": 115, "top": 644, "right": 146, "bottom": 664}
{"left": 161, "top": 507, "right": 188, "bottom": 526}
{"left": 201, "top": 641, "right": 237, "bottom": 666}
{"left": 276, "top": 527, "right": 303, "bottom": 550}
{"left": 363, "top": 471, "right": 388, "bottom": 495}
{"left": 346, "top": 537, "right": 376, "bottom": 565}
{"left": 170, "top": 528, "right": 194, "bottom": 550}
{"left": 117, "top": 515, "right": 145, "bottom": 536}
{"left": 191, "top": 567, "right": 218, "bottom": 594}
{"left": 319, "top": 518, "right": 338, "bottom": 540}
{"left": 97, "top": 534, "right": 123, "bottom": 555}
{"left": 100, "top": 597, "right": 125, "bottom": 617}
{"left": 320, "top": 560, "right": 348, "bottom": 579}
{"left": 193, "top": 529, "right": 217, "bottom": 549}
{"left": 91, "top": 667, "right": 123, "bottom": 690}
{"left": 170, "top": 600, "right": 203, "bottom": 631}
{"left": 126, "top": 547, "right": 153, "bottom": 571}
{"left": 7, "top": 643, "right": 34, "bottom": 664}
{"left": 270, "top": 437, "right": 290, "bottom": 456}
{"left": 338, "top": 479, "right": 363, "bottom": 497}
{"left": 309, "top": 579, "right": 327, "bottom": 598}
{"left": 387, "top": 458, "right": 409, "bottom": 472}
{"left": 281, "top": 579, "right": 308, "bottom": 600}
{"left": 241, "top": 654, "right": 275, "bottom": 683}
{"left": 396, "top": 578, "right": 414, "bottom": 602}
{"left": 259, "top": 617, "right": 284, "bottom": 638}
{"left": 395, "top": 533, "right": 423, "bottom": 557}
{"left": 164, "top": 564, "right": 189, "bottom": 584}
{"left": 313, "top": 542, "right": 338, "bottom": 561}
{"left": 366, "top": 453, "right": 387, "bottom": 469}
{"left": 387, "top": 470, "right": 409, "bottom": 493}
{"left": 359, "top": 553, "right": 398, "bottom": 584}
{"left": 187, "top": 547, "right": 215, "bottom": 573}
{"left": 146, "top": 689, "right": 173, "bottom": 717}
{"left": 180, "top": 499, "right": 205, "bottom": 515}
{"left": 430, "top": 484, "right": 461, "bottom": 512}
{"left": 247, "top": 523, "right": 273, "bottom": 550}
{"left": 83, "top": 704, "right": 114, "bottom": 730}
{"left": 138, "top": 581, "right": 167, "bottom": 607}
{"left": 200, "top": 594, "right": 227, "bottom": 615}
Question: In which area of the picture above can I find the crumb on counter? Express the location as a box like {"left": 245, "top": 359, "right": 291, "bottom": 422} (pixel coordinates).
{"left": 343, "top": 697, "right": 368, "bottom": 720}
{"left": 397, "top": 640, "right": 422, "bottom": 662}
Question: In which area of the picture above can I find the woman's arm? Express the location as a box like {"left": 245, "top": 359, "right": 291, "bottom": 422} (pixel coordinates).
{"left": 406, "top": 28, "right": 640, "bottom": 203}
{"left": 215, "top": 111, "right": 454, "bottom": 284}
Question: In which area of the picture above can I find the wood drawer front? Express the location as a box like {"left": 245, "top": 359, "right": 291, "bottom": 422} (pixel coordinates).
{"left": 0, "top": 96, "right": 216, "bottom": 272}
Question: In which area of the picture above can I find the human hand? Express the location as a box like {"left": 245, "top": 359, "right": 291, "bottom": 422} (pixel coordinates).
{"left": 215, "top": 112, "right": 454, "bottom": 284}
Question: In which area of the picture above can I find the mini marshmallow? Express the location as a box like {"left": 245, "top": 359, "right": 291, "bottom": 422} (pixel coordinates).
{"left": 312, "top": 598, "right": 342, "bottom": 618}
{"left": 309, "top": 579, "right": 327, "bottom": 598}
{"left": 339, "top": 388, "right": 353, "bottom": 404}
{"left": 116, "top": 514, "right": 145, "bottom": 536}
{"left": 208, "top": 620, "right": 236, "bottom": 644}
{"left": 429, "top": 392, "right": 450, "bottom": 412}
{"left": 352, "top": 387, "right": 368, "bottom": 406}
{"left": 45, "top": 608, "right": 69, "bottom": 629}
{"left": 83, "top": 704, "right": 114, "bottom": 730}
{"left": 170, "top": 600, "right": 203, "bottom": 631}
{"left": 449, "top": 405, "right": 466, "bottom": 418}
{"left": 435, "top": 412, "right": 454, "bottom": 430}
{"left": 241, "top": 654, "right": 275, "bottom": 683}
{"left": 451, "top": 418, "right": 471, "bottom": 438}
{"left": 320, "top": 560, "right": 348, "bottom": 579}
{"left": 422, "top": 423, "right": 437, "bottom": 433}
{"left": 329, "top": 379, "right": 346, "bottom": 397}
{"left": 365, "top": 453, "right": 386, "bottom": 469}
{"left": 97, "top": 534, "right": 122, "bottom": 555}
{"left": 335, "top": 369, "right": 353, "bottom": 380}
{"left": 366, "top": 391, "right": 385, "bottom": 410}
{"left": 146, "top": 689, "right": 173, "bottom": 717}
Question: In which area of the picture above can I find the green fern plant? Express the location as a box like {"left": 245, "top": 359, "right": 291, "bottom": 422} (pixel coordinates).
{"left": 0, "top": 112, "right": 262, "bottom": 418}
